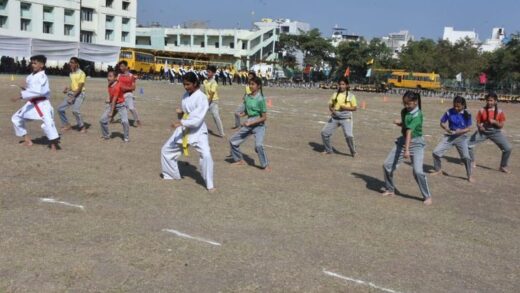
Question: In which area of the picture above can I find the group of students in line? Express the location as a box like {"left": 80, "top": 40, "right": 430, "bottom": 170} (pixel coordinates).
{"left": 321, "top": 78, "right": 512, "bottom": 205}
{"left": 10, "top": 55, "right": 512, "bottom": 203}
{"left": 11, "top": 56, "right": 142, "bottom": 151}
{"left": 10, "top": 55, "right": 270, "bottom": 193}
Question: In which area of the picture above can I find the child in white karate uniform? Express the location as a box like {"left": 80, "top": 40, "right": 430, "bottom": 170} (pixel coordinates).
{"left": 160, "top": 72, "right": 215, "bottom": 191}
{"left": 11, "top": 55, "right": 60, "bottom": 151}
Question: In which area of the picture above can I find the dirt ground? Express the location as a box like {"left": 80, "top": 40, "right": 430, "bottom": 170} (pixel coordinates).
{"left": 0, "top": 74, "right": 519, "bottom": 292}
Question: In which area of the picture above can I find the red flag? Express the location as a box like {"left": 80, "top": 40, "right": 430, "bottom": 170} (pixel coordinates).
{"left": 344, "top": 66, "right": 350, "bottom": 77}
{"left": 479, "top": 73, "right": 487, "bottom": 84}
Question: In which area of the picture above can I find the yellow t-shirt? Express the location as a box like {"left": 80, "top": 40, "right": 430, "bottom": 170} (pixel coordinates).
{"left": 245, "top": 85, "right": 252, "bottom": 95}
{"left": 203, "top": 79, "right": 219, "bottom": 101}
{"left": 329, "top": 91, "right": 357, "bottom": 111}
{"left": 70, "top": 69, "right": 86, "bottom": 92}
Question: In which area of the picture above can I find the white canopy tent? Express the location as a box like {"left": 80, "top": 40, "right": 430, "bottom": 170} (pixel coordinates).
{"left": 0, "top": 36, "right": 120, "bottom": 69}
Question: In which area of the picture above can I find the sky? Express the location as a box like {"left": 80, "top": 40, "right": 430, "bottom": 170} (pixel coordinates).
{"left": 137, "top": 0, "right": 520, "bottom": 40}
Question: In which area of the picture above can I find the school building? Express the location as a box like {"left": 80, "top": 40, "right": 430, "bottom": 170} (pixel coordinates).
{"left": 134, "top": 19, "right": 281, "bottom": 69}
{"left": 0, "top": 0, "right": 137, "bottom": 67}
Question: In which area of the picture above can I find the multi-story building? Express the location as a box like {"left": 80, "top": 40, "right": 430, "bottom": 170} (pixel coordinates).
{"left": 443, "top": 26, "right": 479, "bottom": 44}
{"left": 382, "top": 30, "right": 414, "bottom": 58}
{"left": 480, "top": 27, "right": 506, "bottom": 52}
{"left": 0, "top": 0, "right": 136, "bottom": 66}
{"left": 330, "top": 25, "right": 362, "bottom": 47}
{"left": 134, "top": 21, "right": 279, "bottom": 69}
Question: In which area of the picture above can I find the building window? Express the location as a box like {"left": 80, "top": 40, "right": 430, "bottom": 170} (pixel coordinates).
{"left": 20, "top": 19, "right": 30, "bottom": 31}
{"left": 122, "top": 17, "right": 130, "bottom": 25}
{"left": 105, "top": 0, "right": 113, "bottom": 8}
{"left": 43, "top": 5, "right": 53, "bottom": 13}
{"left": 230, "top": 42, "right": 234, "bottom": 49}
{"left": 43, "top": 21, "right": 53, "bottom": 34}
{"left": 105, "top": 29, "right": 113, "bottom": 40}
{"left": 200, "top": 41, "right": 205, "bottom": 48}
{"left": 122, "top": 1, "right": 130, "bottom": 10}
{"left": 281, "top": 26, "right": 289, "bottom": 33}
{"left": 106, "top": 15, "right": 114, "bottom": 22}
{"left": 242, "top": 42, "right": 247, "bottom": 50}
{"left": 0, "top": 0, "right": 8, "bottom": 10}
{"left": 64, "top": 24, "right": 74, "bottom": 36}
{"left": 215, "top": 42, "right": 219, "bottom": 48}
{"left": 80, "top": 30, "right": 93, "bottom": 43}
{"left": 20, "top": 2, "right": 30, "bottom": 11}
{"left": 121, "top": 31, "right": 129, "bottom": 42}
{"left": 80, "top": 8, "right": 93, "bottom": 22}
{"left": 0, "top": 15, "right": 7, "bottom": 28}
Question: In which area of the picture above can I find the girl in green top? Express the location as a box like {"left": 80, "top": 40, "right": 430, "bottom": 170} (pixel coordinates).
{"left": 229, "top": 76, "right": 270, "bottom": 171}
{"left": 382, "top": 91, "right": 432, "bottom": 205}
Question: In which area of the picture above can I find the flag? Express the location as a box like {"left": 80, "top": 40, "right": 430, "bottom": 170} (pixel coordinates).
{"left": 366, "top": 68, "right": 372, "bottom": 77}
{"left": 456, "top": 72, "right": 463, "bottom": 82}
{"left": 344, "top": 66, "right": 350, "bottom": 77}
{"left": 479, "top": 72, "right": 487, "bottom": 84}
{"left": 366, "top": 58, "right": 374, "bottom": 65}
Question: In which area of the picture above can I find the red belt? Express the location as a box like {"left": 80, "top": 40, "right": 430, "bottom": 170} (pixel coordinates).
{"left": 30, "top": 97, "right": 46, "bottom": 117}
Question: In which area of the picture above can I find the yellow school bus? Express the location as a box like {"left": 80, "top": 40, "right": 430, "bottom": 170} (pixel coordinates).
{"left": 119, "top": 49, "right": 155, "bottom": 73}
{"left": 387, "top": 71, "right": 441, "bottom": 90}
{"left": 154, "top": 56, "right": 195, "bottom": 72}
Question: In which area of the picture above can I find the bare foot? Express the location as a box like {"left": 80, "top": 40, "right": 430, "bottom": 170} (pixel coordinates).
{"left": 468, "top": 176, "right": 476, "bottom": 183}
{"left": 423, "top": 198, "right": 433, "bottom": 205}
{"left": 208, "top": 188, "right": 217, "bottom": 193}
{"left": 381, "top": 190, "right": 395, "bottom": 197}
{"left": 262, "top": 166, "right": 272, "bottom": 172}
{"left": 61, "top": 125, "right": 72, "bottom": 132}
{"left": 231, "top": 160, "right": 245, "bottom": 166}
{"left": 49, "top": 143, "right": 57, "bottom": 151}
{"left": 471, "top": 162, "right": 477, "bottom": 168}
{"left": 321, "top": 151, "right": 331, "bottom": 155}
{"left": 499, "top": 167, "right": 511, "bottom": 174}
{"left": 79, "top": 126, "right": 87, "bottom": 133}
{"left": 21, "top": 135, "right": 33, "bottom": 146}
{"left": 429, "top": 170, "right": 443, "bottom": 176}
{"left": 136, "top": 120, "right": 142, "bottom": 127}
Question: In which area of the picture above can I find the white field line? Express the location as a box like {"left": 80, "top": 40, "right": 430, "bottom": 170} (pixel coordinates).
{"left": 39, "top": 198, "right": 85, "bottom": 210}
{"left": 264, "top": 144, "right": 291, "bottom": 151}
{"left": 323, "top": 269, "right": 402, "bottom": 293}
{"left": 162, "top": 229, "right": 221, "bottom": 246}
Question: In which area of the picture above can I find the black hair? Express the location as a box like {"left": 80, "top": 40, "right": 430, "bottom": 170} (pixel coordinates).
{"left": 30, "top": 55, "right": 47, "bottom": 65}
{"left": 248, "top": 71, "right": 257, "bottom": 78}
{"left": 183, "top": 71, "right": 200, "bottom": 87}
{"left": 207, "top": 65, "right": 217, "bottom": 73}
{"left": 453, "top": 95, "right": 470, "bottom": 121}
{"left": 249, "top": 76, "right": 264, "bottom": 96}
{"left": 332, "top": 76, "right": 350, "bottom": 107}
{"left": 403, "top": 90, "right": 421, "bottom": 110}
{"left": 69, "top": 57, "right": 80, "bottom": 64}
{"left": 107, "top": 69, "right": 116, "bottom": 77}
{"left": 118, "top": 60, "right": 128, "bottom": 67}
{"left": 485, "top": 92, "right": 498, "bottom": 121}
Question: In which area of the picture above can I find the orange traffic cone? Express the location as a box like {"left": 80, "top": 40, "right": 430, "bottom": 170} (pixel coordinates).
{"left": 361, "top": 100, "right": 366, "bottom": 110}
{"left": 267, "top": 98, "right": 273, "bottom": 108}
{"left": 383, "top": 96, "right": 388, "bottom": 102}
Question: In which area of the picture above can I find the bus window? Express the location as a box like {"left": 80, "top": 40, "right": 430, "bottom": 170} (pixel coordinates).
{"left": 397, "top": 76, "right": 402, "bottom": 83}
{"left": 120, "top": 51, "right": 132, "bottom": 59}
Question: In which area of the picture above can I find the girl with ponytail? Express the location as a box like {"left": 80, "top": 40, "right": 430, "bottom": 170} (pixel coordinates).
{"left": 382, "top": 91, "right": 432, "bottom": 205}
{"left": 431, "top": 96, "right": 474, "bottom": 182}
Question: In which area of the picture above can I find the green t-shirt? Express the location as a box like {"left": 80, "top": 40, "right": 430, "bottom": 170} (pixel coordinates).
{"left": 244, "top": 93, "right": 267, "bottom": 117}
{"left": 401, "top": 107, "right": 423, "bottom": 138}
